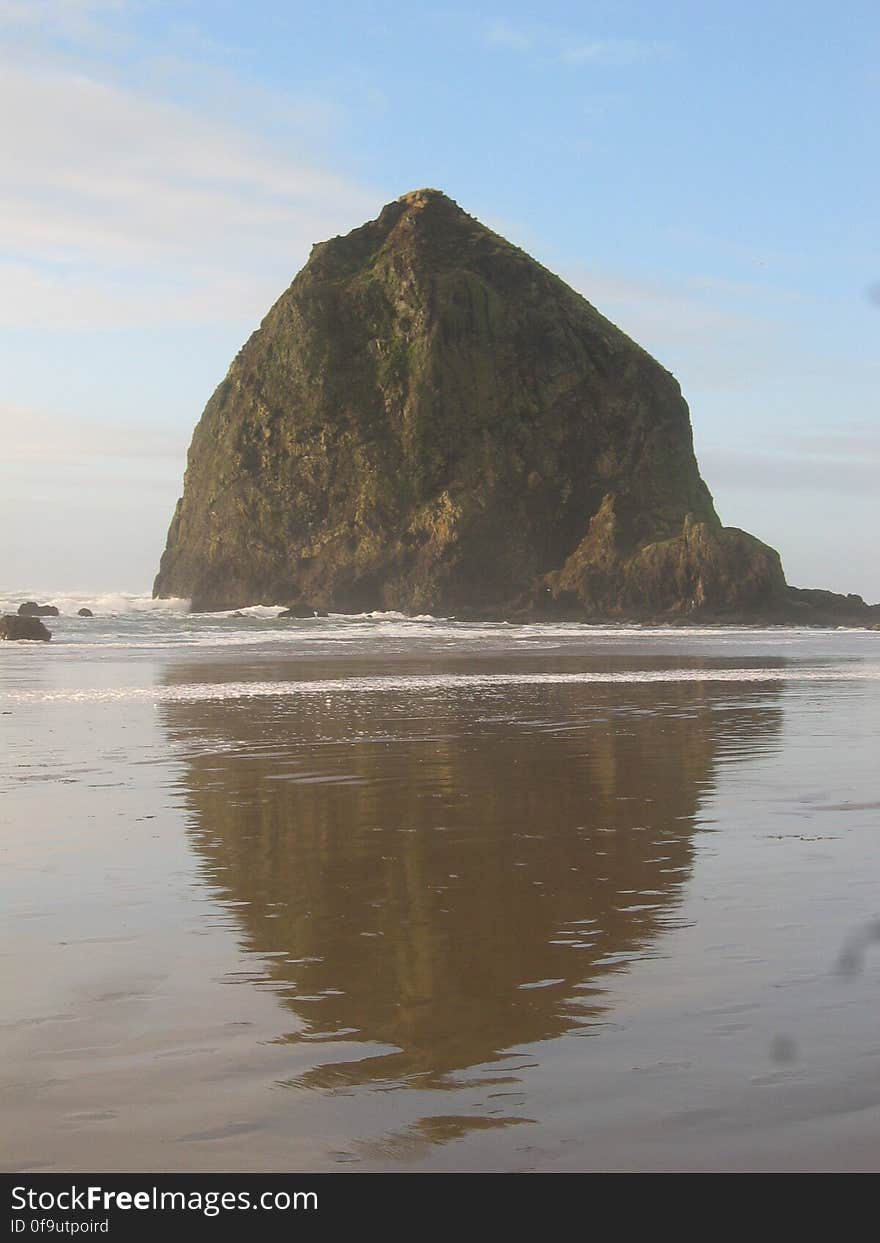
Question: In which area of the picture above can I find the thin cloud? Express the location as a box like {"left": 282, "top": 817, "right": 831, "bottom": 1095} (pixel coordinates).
{"left": 0, "top": 403, "right": 190, "bottom": 464}
{"left": 769, "top": 426, "right": 880, "bottom": 460}
{"left": 701, "top": 447, "right": 878, "bottom": 495}
{"left": 0, "top": 0, "right": 131, "bottom": 51}
{"left": 564, "top": 264, "right": 789, "bottom": 389}
{"left": 0, "top": 0, "right": 127, "bottom": 27}
{"left": 0, "top": 64, "right": 375, "bottom": 258}
{"left": 0, "top": 261, "right": 287, "bottom": 330}
{"left": 482, "top": 19, "right": 670, "bottom": 67}
{"left": 0, "top": 21, "right": 380, "bottom": 330}
{"left": 483, "top": 18, "right": 534, "bottom": 51}
{"left": 559, "top": 39, "right": 670, "bottom": 66}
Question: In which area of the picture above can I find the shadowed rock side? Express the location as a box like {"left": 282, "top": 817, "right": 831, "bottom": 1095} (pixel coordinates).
{"left": 160, "top": 675, "right": 782, "bottom": 1091}
{"left": 18, "top": 601, "right": 59, "bottom": 617}
{"left": 1, "top": 614, "right": 51, "bottom": 640}
{"left": 154, "top": 188, "right": 813, "bottom": 620}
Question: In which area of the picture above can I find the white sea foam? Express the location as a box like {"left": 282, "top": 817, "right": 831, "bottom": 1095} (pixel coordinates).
{"left": 0, "top": 590, "right": 190, "bottom": 616}
{"left": 1, "top": 590, "right": 875, "bottom": 640}
{"left": 4, "top": 665, "right": 879, "bottom": 706}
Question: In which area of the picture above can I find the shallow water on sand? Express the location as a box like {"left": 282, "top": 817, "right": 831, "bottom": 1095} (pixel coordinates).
{"left": 2, "top": 607, "right": 879, "bottom": 1171}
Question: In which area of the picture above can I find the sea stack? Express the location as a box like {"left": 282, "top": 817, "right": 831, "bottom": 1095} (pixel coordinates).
{"left": 153, "top": 189, "right": 790, "bottom": 619}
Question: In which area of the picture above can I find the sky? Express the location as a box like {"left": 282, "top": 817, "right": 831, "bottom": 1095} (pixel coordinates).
{"left": 1, "top": 0, "right": 878, "bottom": 599}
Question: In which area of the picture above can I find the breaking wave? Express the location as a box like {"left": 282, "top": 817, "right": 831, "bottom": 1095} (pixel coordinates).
{"left": 0, "top": 591, "right": 190, "bottom": 616}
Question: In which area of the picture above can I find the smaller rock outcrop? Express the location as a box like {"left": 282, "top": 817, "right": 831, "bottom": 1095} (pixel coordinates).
{"left": 18, "top": 601, "right": 59, "bottom": 617}
{"left": 545, "top": 507, "right": 786, "bottom": 619}
{"left": 278, "top": 604, "right": 321, "bottom": 618}
{"left": 776, "top": 588, "right": 880, "bottom": 628}
{"left": 77, "top": 608, "right": 94, "bottom": 617}
{"left": 2, "top": 615, "right": 51, "bottom": 641}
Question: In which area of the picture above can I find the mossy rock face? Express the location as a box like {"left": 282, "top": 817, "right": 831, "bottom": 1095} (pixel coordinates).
{"left": 153, "top": 189, "right": 786, "bottom": 618}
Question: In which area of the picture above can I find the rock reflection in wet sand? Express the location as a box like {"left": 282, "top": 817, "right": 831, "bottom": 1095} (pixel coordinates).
{"left": 160, "top": 670, "right": 781, "bottom": 1154}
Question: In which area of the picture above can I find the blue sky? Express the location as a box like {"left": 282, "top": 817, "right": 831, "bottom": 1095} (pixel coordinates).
{"left": 1, "top": 0, "right": 878, "bottom": 598}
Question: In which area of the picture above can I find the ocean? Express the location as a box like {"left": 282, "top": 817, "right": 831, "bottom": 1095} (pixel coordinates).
{"left": 2, "top": 594, "right": 879, "bottom": 1171}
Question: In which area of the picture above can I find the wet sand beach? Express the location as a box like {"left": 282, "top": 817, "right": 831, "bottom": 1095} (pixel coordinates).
{"left": 2, "top": 605, "right": 879, "bottom": 1171}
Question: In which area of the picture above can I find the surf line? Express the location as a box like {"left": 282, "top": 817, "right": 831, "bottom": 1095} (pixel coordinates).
{"left": 4, "top": 665, "right": 880, "bottom": 705}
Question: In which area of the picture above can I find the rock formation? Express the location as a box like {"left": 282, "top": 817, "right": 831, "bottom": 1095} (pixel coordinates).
{"left": 2, "top": 615, "right": 51, "bottom": 641}
{"left": 77, "top": 608, "right": 94, "bottom": 617}
{"left": 154, "top": 189, "right": 876, "bottom": 623}
{"left": 18, "top": 601, "right": 59, "bottom": 617}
